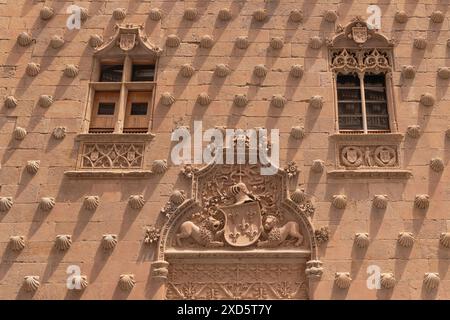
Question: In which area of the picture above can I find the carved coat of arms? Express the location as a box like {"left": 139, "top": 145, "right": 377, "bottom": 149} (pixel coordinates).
{"left": 351, "top": 26, "right": 368, "bottom": 44}
{"left": 221, "top": 201, "right": 262, "bottom": 247}
{"left": 119, "top": 33, "right": 136, "bottom": 51}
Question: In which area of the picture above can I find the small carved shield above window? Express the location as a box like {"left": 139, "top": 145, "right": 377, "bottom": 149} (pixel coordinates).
{"left": 351, "top": 26, "right": 368, "bottom": 44}
{"left": 119, "top": 33, "right": 136, "bottom": 51}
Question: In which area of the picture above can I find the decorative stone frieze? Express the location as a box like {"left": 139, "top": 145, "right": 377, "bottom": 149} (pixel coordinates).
{"left": 161, "top": 190, "right": 186, "bottom": 218}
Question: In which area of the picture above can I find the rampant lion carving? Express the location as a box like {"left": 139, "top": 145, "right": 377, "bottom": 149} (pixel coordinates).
{"left": 176, "top": 216, "right": 224, "bottom": 247}
{"left": 257, "top": 215, "right": 303, "bottom": 247}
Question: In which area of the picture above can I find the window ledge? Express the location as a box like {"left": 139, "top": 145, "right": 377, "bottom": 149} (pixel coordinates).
{"left": 327, "top": 169, "right": 412, "bottom": 179}
{"left": 64, "top": 170, "right": 153, "bottom": 179}
{"left": 75, "top": 133, "right": 155, "bottom": 142}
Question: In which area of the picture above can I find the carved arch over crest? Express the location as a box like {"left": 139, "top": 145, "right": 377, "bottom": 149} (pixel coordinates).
{"left": 94, "top": 24, "right": 163, "bottom": 56}
{"left": 328, "top": 16, "right": 394, "bottom": 48}
{"left": 155, "top": 159, "right": 319, "bottom": 262}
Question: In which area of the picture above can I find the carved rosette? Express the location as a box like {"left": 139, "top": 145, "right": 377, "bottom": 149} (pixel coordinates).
{"left": 235, "top": 36, "right": 249, "bottom": 49}
{"left": 439, "top": 232, "right": 450, "bottom": 248}
{"left": 253, "top": 9, "right": 267, "bottom": 22}
{"left": 414, "top": 194, "right": 429, "bottom": 209}
{"left": 199, "top": 35, "right": 214, "bottom": 49}
{"left": 9, "top": 235, "right": 26, "bottom": 251}
{"left": 332, "top": 194, "right": 347, "bottom": 209}
{"left": 4, "top": 95, "right": 18, "bottom": 108}
{"left": 305, "top": 260, "right": 323, "bottom": 279}
{"left": 166, "top": 34, "right": 181, "bottom": 48}
{"left": 424, "top": 273, "right": 440, "bottom": 291}
{"left": 354, "top": 233, "right": 369, "bottom": 248}
{"left": 26, "top": 160, "right": 40, "bottom": 174}
{"left": 52, "top": 127, "right": 66, "bottom": 139}
{"left": 373, "top": 195, "right": 388, "bottom": 209}
{"left": 180, "top": 164, "right": 198, "bottom": 179}
{"left": 380, "top": 273, "right": 396, "bottom": 289}
{"left": 315, "top": 226, "right": 330, "bottom": 244}
{"left": 430, "top": 158, "right": 444, "bottom": 172}
{"left": 119, "top": 274, "right": 136, "bottom": 291}
{"left": 144, "top": 225, "right": 160, "bottom": 244}
{"left": 406, "top": 125, "right": 421, "bottom": 138}
{"left": 39, "top": 197, "right": 55, "bottom": 211}
{"left": 102, "top": 234, "right": 118, "bottom": 250}
{"left": 397, "top": 232, "right": 414, "bottom": 248}
{"left": 55, "top": 235, "right": 72, "bottom": 251}
{"left": 335, "top": 272, "right": 352, "bottom": 289}
{"left": 23, "top": 276, "right": 40, "bottom": 292}
{"left": 289, "top": 10, "right": 303, "bottom": 23}
{"left": 84, "top": 196, "right": 99, "bottom": 210}
{"left": 0, "top": 197, "right": 13, "bottom": 212}
{"left": 283, "top": 161, "right": 298, "bottom": 178}
{"left": 128, "top": 195, "right": 145, "bottom": 209}
{"left": 233, "top": 94, "right": 248, "bottom": 107}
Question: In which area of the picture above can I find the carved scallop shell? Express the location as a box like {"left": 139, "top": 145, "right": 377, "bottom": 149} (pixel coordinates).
{"left": 160, "top": 92, "right": 175, "bottom": 106}
{"left": 4, "top": 95, "right": 18, "bottom": 108}
{"left": 332, "top": 194, "right": 347, "bottom": 209}
{"left": 290, "top": 126, "right": 305, "bottom": 139}
{"left": 233, "top": 94, "right": 248, "bottom": 107}
{"left": 270, "top": 37, "right": 284, "bottom": 49}
{"left": 0, "top": 197, "right": 13, "bottom": 212}
{"left": 180, "top": 64, "right": 194, "bottom": 77}
{"left": 26, "top": 62, "right": 40, "bottom": 76}
{"left": 199, "top": 35, "right": 214, "bottom": 48}
{"left": 149, "top": 8, "right": 162, "bottom": 21}
{"left": 70, "top": 275, "right": 88, "bottom": 290}
{"left": 398, "top": 232, "right": 415, "bottom": 248}
{"left": 439, "top": 232, "right": 450, "bottom": 248}
{"left": 40, "top": 6, "right": 54, "bottom": 20}
{"left": 290, "top": 64, "right": 304, "bottom": 78}
{"left": 354, "top": 233, "right": 370, "bottom": 248}
{"left": 152, "top": 159, "right": 168, "bottom": 174}
{"left": 55, "top": 235, "right": 72, "bottom": 251}
{"left": 102, "top": 234, "right": 118, "bottom": 250}
{"left": 9, "top": 236, "right": 25, "bottom": 251}
{"left": 38, "top": 94, "right": 53, "bottom": 108}
{"left": 17, "top": 32, "right": 33, "bottom": 47}
{"left": 309, "top": 36, "right": 323, "bottom": 49}
{"left": 402, "top": 65, "right": 416, "bottom": 79}
{"left": 218, "top": 8, "right": 232, "bottom": 21}
{"left": 311, "top": 159, "right": 325, "bottom": 173}
{"left": 253, "top": 9, "right": 267, "bottom": 22}
{"left": 13, "top": 127, "right": 27, "bottom": 140}
{"left": 166, "top": 34, "right": 181, "bottom": 48}
{"left": 424, "top": 273, "right": 440, "bottom": 291}
{"left": 113, "top": 8, "right": 127, "bottom": 20}
{"left": 215, "top": 64, "right": 230, "bottom": 77}
{"left": 39, "top": 197, "right": 55, "bottom": 211}
{"left": 52, "top": 126, "right": 66, "bottom": 139}
{"left": 414, "top": 194, "right": 429, "bottom": 209}
{"left": 406, "top": 125, "right": 421, "bottom": 138}
{"left": 271, "top": 94, "right": 287, "bottom": 108}
{"left": 380, "top": 273, "right": 396, "bottom": 289}
{"left": 289, "top": 9, "right": 303, "bottom": 23}
{"left": 430, "top": 11, "right": 444, "bottom": 24}
{"left": 373, "top": 194, "right": 388, "bottom": 209}
{"left": 448, "top": 39, "right": 450, "bottom": 48}
{"left": 335, "top": 272, "right": 352, "bottom": 289}
{"left": 395, "top": 10, "right": 408, "bottom": 24}
{"left": 128, "top": 195, "right": 145, "bottom": 209}
{"left": 253, "top": 64, "right": 268, "bottom": 78}
{"left": 446, "top": 128, "right": 450, "bottom": 139}
{"left": 184, "top": 8, "right": 198, "bottom": 21}
{"left": 84, "top": 196, "right": 99, "bottom": 210}
{"left": 414, "top": 37, "right": 427, "bottom": 50}
{"left": 26, "top": 160, "right": 40, "bottom": 174}
{"left": 291, "top": 188, "right": 307, "bottom": 204}
{"left": 197, "top": 92, "right": 211, "bottom": 106}
{"left": 170, "top": 190, "right": 186, "bottom": 205}
{"left": 89, "top": 34, "right": 103, "bottom": 48}
{"left": 119, "top": 274, "right": 136, "bottom": 291}
{"left": 23, "top": 276, "right": 40, "bottom": 292}
{"left": 309, "top": 95, "right": 324, "bottom": 109}
{"left": 430, "top": 157, "right": 444, "bottom": 172}
{"left": 324, "top": 10, "right": 338, "bottom": 23}
{"left": 50, "top": 35, "right": 64, "bottom": 49}
{"left": 437, "top": 67, "right": 450, "bottom": 79}
{"left": 235, "top": 36, "right": 249, "bottom": 49}
{"left": 64, "top": 64, "right": 79, "bottom": 78}
{"left": 79, "top": 7, "right": 89, "bottom": 22}
{"left": 420, "top": 93, "right": 435, "bottom": 107}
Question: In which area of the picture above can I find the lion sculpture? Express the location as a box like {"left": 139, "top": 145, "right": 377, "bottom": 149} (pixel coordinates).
{"left": 176, "top": 216, "right": 224, "bottom": 247}
{"left": 257, "top": 215, "right": 303, "bottom": 247}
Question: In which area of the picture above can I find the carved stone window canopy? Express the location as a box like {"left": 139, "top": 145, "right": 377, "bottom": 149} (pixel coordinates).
{"left": 65, "top": 133, "right": 155, "bottom": 178}
{"left": 328, "top": 133, "right": 411, "bottom": 179}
